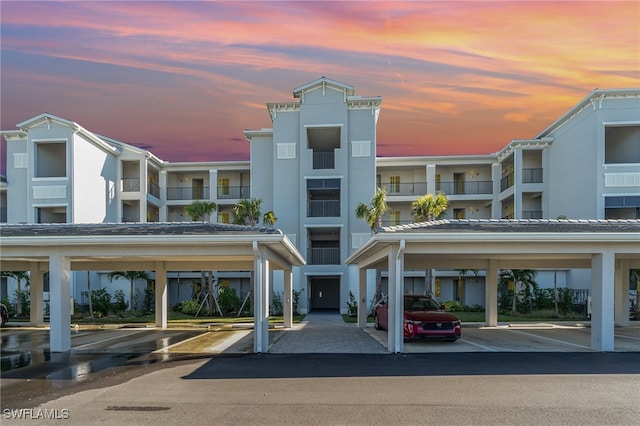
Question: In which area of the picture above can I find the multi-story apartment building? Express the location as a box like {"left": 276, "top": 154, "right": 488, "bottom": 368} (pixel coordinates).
{"left": 2, "top": 78, "right": 639, "bottom": 315}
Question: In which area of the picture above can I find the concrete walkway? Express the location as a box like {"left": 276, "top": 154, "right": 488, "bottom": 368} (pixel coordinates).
{"left": 269, "top": 311, "right": 387, "bottom": 354}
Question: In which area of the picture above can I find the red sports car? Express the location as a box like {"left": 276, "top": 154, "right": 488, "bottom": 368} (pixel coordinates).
{"left": 374, "top": 295, "right": 462, "bottom": 341}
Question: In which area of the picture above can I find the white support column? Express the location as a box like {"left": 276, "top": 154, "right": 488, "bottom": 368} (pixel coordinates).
{"left": 485, "top": 259, "right": 498, "bottom": 327}
{"left": 426, "top": 164, "right": 436, "bottom": 195}
{"left": 283, "top": 269, "right": 293, "bottom": 329}
{"left": 253, "top": 242, "right": 270, "bottom": 353}
{"left": 388, "top": 241, "right": 405, "bottom": 353}
{"left": 614, "top": 259, "right": 630, "bottom": 327}
{"left": 155, "top": 261, "right": 167, "bottom": 329}
{"left": 357, "top": 267, "right": 368, "bottom": 328}
{"left": 591, "top": 252, "right": 615, "bottom": 351}
{"left": 159, "top": 171, "right": 167, "bottom": 222}
{"left": 29, "top": 263, "right": 44, "bottom": 325}
{"left": 49, "top": 254, "right": 71, "bottom": 352}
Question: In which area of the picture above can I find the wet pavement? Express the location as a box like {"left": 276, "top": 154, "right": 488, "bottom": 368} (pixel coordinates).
{"left": 2, "top": 315, "right": 639, "bottom": 410}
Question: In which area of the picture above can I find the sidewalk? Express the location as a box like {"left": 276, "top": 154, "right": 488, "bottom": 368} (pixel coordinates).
{"left": 269, "top": 311, "right": 387, "bottom": 354}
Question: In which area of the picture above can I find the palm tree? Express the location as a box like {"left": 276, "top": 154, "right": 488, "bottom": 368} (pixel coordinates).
{"left": 1, "top": 271, "right": 30, "bottom": 316}
{"left": 233, "top": 198, "right": 263, "bottom": 226}
{"left": 411, "top": 193, "right": 449, "bottom": 222}
{"left": 499, "top": 269, "right": 538, "bottom": 312}
{"left": 262, "top": 211, "right": 277, "bottom": 227}
{"left": 184, "top": 200, "right": 217, "bottom": 222}
{"left": 355, "top": 188, "right": 388, "bottom": 304}
{"left": 108, "top": 271, "right": 151, "bottom": 312}
{"left": 355, "top": 188, "right": 388, "bottom": 234}
{"left": 410, "top": 193, "right": 449, "bottom": 296}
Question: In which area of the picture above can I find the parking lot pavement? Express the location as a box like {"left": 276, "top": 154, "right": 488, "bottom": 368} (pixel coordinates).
{"left": 365, "top": 322, "right": 640, "bottom": 353}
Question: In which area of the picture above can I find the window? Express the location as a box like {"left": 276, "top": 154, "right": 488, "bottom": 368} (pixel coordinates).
{"left": 217, "top": 178, "right": 229, "bottom": 197}
{"left": 390, "top": 176, "right": 400, "bottom": 193}
{"left": 351, "top": 141, "right": 371, "bottom": 157}
{"left": 218, "top": 212, "right": 230, "bottom": 223}
{"left": 35, "top": 141, "right": 66, "bottom": 177}
{"left": 277, "top": 143, "right": 296, "bottom": 159}
{"left": 389, "top": 210, "right": 401, "bottom": 226}
{"left": 454, "top": 208, "right": 465, "bottom": 219}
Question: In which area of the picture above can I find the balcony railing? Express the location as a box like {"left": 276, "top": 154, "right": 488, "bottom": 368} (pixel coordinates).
{"left": 500, "top": 173, "right": 514, "bottom": 192}
{"left": 217, "top": 185, "right": 250, "bottom": 199}
{"left": 308, "top": 200, "right": 340, "bottom": 217}
{"left": 122, "top": 178, "right": 140, "bottom": 192}
{"left": 307, "top": 247, "right": 340, "bottom": 265}
{"left": 121, "top": 216, "right": 140, "bottom": 222}
{"left": 313, "top": 152, "right": 335, "bottom": 169}
{"left": 437, "top": 181, "right": 492, "bottom": 195}
{"left": 522, "top": 168, "right": 543, "bottom": 183}
{"left": 167, "top": 187, "right": 210, "bottom": 200}
{"left": 379, "top": 182, "right": 428, "bottom": 196}
{"left": 148, "top": 182, "right": 160, "bottom": 198}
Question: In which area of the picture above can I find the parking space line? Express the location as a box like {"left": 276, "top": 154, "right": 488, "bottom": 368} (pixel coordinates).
{"left": 460, "top": 339, "right": 499, "bottom": 352}
{"left": 509, "top": 329, "right": 592, "bottom": 350}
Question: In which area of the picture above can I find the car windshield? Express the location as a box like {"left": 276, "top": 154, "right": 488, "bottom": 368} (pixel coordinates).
{"left": 404, "top": 296, "right": 441, "bottom": 311}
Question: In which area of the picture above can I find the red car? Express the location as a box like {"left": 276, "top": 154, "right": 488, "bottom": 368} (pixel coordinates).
{"left": 374, "top": 295, "right": 461, "bottom": 341}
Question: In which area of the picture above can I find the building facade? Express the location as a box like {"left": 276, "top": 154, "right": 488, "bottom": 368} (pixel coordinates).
{"left": 2, "top": 78, "right": 639, "bottom": 314}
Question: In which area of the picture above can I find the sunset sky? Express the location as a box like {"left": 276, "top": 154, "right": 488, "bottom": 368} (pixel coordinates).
{"left": 1, "top": 1, "right": 638, "bottom": 165}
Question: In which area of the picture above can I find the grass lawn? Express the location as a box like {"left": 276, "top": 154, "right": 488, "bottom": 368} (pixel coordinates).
{"left": 68, "top": 311, "right": 307, "bottom": 325}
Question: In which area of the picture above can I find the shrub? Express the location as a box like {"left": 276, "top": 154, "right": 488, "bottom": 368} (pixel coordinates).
{"left": 272, "top": 292, "right": 283, "bottom": 315}
{"left": 444, "top": 300, "right": 463, "bottom": 312}
{"left": 346, "top": 291, "right": 358, "bottom": 316}
{"left": 292, "top": 290, "right": 300, "bottom": 315}
{"left": 91, "top": 288, "right": 111, "bottom": 317}
{"left": 113, "top": 289, "right": 127, "bottom": 313}
{"left": 218, "top": 287, "right": 241, "bottom": 315}
{"left": 180, "top": 299, "right": 200, "bottom": 316}
{"left": 143, "top": 287, "right": 154, "bottom": 312}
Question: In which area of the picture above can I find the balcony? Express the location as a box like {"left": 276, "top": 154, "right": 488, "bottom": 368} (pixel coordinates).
{"left": 308, "top": 200, "right": 340, "bottom": 217}
{"left": 167, "top": 186, "right": 210, "bottom": 201}
{"left": 437, "top": 181, "right": 492, "bottom": 195}
{"left": 307, "top": 247, "right": 340, "bottom": 265}
{"left": 500, "top": 174, "right": 514, "bottom": 192}
{"left": 379, "top": 182, "right": 428, "bottom": 197}
{"left": 217, "top": 185, "right": 250, "bottom": 199}
{"left": 313, "top": 152, "right": 335, "bottom": 169}
{"left": 122, "top": 178, "right": 140, "bottom": 192}
{"left": 148, "top": 182, "right": 160, "bottom": 198}
{"left": 522, "top": 168, "right": 543, "bottom": 184}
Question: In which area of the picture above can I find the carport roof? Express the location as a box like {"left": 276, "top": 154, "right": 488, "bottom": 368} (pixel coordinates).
{"left": 380, "top": 218, "right": 640, "bottom": 234}
{"left": 0, "top": 222, "right": 306, "bottom": 271}
{"left": 346, "top": 219, "right": 640, "bottom": 270}
{"left": 0, "top": 221, "right": 282, "bottom": 237}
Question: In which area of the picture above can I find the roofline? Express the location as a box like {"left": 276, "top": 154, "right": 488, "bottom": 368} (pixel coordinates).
{"left": 535, "top": 88, "right": 640, "bottom": 139}
{"left": 292, "top": 77, "right": 355, "bottom": 98}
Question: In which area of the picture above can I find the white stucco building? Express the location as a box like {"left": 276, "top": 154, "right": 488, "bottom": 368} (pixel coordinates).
{"left": 1, "top": 78, "right": 639, "bottom": 316}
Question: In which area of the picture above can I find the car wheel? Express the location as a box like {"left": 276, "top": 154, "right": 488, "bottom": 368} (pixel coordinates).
{"left": 374, "top": 314, "right": 382, "bottom": 330}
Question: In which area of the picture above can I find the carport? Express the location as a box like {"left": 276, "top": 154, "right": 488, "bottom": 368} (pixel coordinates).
{"left": 346, "top": 219, "right": 640, "bottom": 353}
{"left": 0, "top": 222, "right": 305, "bottom": 353}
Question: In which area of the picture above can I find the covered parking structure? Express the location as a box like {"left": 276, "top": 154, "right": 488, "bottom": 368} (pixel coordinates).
{"left": 0, "top": 222, "right": 305, "bottom": 353}
{"left": 346, "top": 219, "right": 640, "bottom": 353}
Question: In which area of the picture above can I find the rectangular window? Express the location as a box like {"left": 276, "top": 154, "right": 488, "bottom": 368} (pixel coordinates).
{"left": 351, "top": 141, "right": 371, "bottom": 157}
{"left": 14, "top": 153, "right": 28, "bottom": 169}
{"left": 277, "top": 143, "right": 296, "bottom": 159}
{"left": 218, "top": 178, "right": 229, "bottom": 196}
{"left": 36, "top": 206, "right": 67, "bottom": 223}
{"left": 389, "top": 210, "right": 401, "bottom": 226}
{"left": 218, "top": 212, "right": 230, "bottom": 223}
{"left": 390, "top": 176, "right": 400, "bottom": 193}
{"left": 35, "top": 141, "right": 66, "bottom": 177}
{"left": 435, "top": 174, "right": 441, "bottom": 192}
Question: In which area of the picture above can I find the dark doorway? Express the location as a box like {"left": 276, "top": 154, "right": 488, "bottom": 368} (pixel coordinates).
{"left": 309, "top": 276, "right": 340, "bottom": 311}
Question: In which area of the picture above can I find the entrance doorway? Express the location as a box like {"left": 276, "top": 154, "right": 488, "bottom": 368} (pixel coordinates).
{"left": 309, "top": 276, "right": 340, "bottom": 311}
